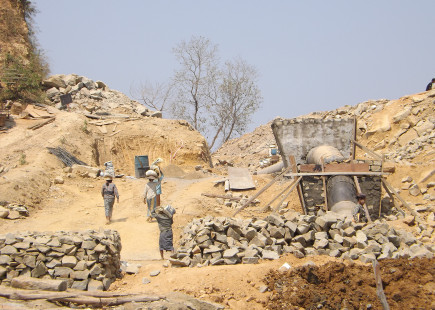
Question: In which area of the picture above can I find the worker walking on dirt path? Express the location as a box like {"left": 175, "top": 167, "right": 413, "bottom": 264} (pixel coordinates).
{"left": 151, "top": 206, "right": 175, "bottom": 260}
{"left": 143, "top": 170, "right": 161, "bottom": 222}
{"left": 101, "top": 176, "right": 119, "bottom": 224}
{"left": 352, "top": 193, "right": 366, "bottom": 222}
{"left": 150, "top": 158, "right": 164, "bottom": 207}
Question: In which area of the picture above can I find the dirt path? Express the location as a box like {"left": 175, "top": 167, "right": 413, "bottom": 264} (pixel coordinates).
{"left": 0, "top": 173, "right": 220, "bottom": 261}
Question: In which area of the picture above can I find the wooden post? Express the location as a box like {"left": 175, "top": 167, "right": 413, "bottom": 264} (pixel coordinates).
{"left": 321, "top": 157, "right": 328, "bottom": 211}
{"left": 352, "top": 118, "right": 357, "bottom": 160}
{"left": 353, "top": 176, "right": 372, "bottom": 222}
{"left": 232, "top": 164, "right": 292, "bottom": 216}
{"left": 378, "top": 154, "right": 385, "bottom": 219}
{"left": 289, "top": 155, "right": 307, "bottom": 215}
{"left": 381, "top": 180, "right": 398, "bottom": 212}
{"left": 372, "top": 260, "right": 390, "bottom": 310}
{"left": 273, "top": 177, "right": 302, "bottom": 212}
{"left": 381, "top": 178, "right": 421, "bottom": 222}
{"left": 352, "top": 140, "right": 383, "bottom": 161}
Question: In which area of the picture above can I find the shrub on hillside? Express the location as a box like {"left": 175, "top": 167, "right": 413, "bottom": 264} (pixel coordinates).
{"left": 0, "top": 51, "right": 48, "bottom": 102}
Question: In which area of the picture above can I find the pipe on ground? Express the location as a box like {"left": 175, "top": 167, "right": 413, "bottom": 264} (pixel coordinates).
{"left": 255, "top": 161, "right": 284, "bottom": 175}
{"left": 306, "top": 145, "right": 345, "bottom": 165}
{"left": 327, "top": 175, "right": 358, "bottom": 217}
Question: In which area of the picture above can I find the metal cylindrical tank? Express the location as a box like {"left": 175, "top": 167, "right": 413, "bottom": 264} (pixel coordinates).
{"left": 307, "top": 145, "right": 345, "bottom": 165}
{"left": 327, "top": 175, "right": 358, "bottom": 217}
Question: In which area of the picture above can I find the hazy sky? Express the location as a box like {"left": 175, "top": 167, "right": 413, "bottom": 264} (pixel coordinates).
{"left": 33, "top": 1, "right": 435, "bottom": 131}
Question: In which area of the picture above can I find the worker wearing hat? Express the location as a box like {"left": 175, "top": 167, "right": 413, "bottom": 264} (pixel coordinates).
{"left": 352, "top": 193, "right": 366, "bottom": 222}
{"left": 143, "top": 170, "right": 159, "bottom": 222}
{"left": 101, "top": 176, "right": 119, "bottom": 224}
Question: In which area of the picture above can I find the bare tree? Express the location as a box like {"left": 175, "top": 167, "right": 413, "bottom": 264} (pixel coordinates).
{"left": 168, "top": 36, "right": 262, "bottom": 150}
{"left": 130, "top": 81, "right": 172, "bottom": 112}
{"left": 170, "top": 36, "right": 219, "bottom": 132}
{"left": 208, "top": 58, "right": 262, "bottom": 149}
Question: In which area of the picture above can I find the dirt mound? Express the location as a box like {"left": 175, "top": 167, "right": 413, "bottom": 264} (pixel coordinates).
{"left": 212, "top": 121, "right": 275, "bottom": 172}
{"left": 264, "top": 258, "right": 435, "bottom": 310}
{"left": 163, "top": 164, "right": 186, "bottom": 178}
{"left": 0, "top": 108, "right": 210, "bottom": 207}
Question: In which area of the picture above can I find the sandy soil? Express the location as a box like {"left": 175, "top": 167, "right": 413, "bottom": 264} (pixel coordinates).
{"left": 0, "top": 92, "right": 433, "bottom": 309}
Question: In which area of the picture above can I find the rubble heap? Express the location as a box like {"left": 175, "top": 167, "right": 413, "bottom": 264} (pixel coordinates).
{"left": 0, "top": 229, "right": 121, "bottom": 291}
{"left": 170, "top": 213, "right": 434, "bottom": 267}
{"left": 42, "top": 74, "right": 160, "bottom": 118}
{"left": 214, "top": 91, "right": 434, "bottom": 169}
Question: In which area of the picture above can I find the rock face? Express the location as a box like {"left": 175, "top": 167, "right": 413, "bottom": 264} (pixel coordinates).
{"left": 0, "top": 230, "right": 121, "bottom": 291}
{"left": 42, "top": 74, "right": 161, "bottom": 118}
{"left": 170, "top": 213, "right": 434, "bottom": 267}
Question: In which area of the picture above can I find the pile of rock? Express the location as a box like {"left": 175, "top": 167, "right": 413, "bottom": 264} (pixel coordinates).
{"left": 0, "top": 229, "right": 121, "bottom": 291}
{"left": 0, "top": 203, "right": 29, "bottom": 220}
{"left": 401, "top": 172, "right": 435, "bottom": 201}
{"left": 304, "top": 93, "right": 434, "bottom": 164}
{"left": 170, "top": 212, "right": 434, "bottom": 267}
{"left": 42, "top": 74, "right": 161, "bottom": 118}
{"left": 215, "top": 90, "right": 434, "bottom": 171}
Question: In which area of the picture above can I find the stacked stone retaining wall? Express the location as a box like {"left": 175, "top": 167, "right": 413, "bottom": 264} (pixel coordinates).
{"left": 0, "top": 229, "right": 121, "bottom": 291}
{"left": 170, "top": 213, "right": 434, "bottom": 267}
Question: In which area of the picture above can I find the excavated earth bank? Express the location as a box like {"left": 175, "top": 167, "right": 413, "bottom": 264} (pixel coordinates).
{"left": 264, "top": 257, "right": 435, "bottom": 310}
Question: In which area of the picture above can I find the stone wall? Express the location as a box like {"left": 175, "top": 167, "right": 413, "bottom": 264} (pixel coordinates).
{"left": 301, "top": 176, "right": 324, "bottom": 213}
{"left": 271, "top": 118, "right": 355, "bottom": 166}
{"left": 0, "top": 229, "right": 121, "bottom": 291}
{"left": 169, "top": 214, "right": 434, "bottom": 268}
{"left": 300, "top": 159, "right": 383, "bottom": 217}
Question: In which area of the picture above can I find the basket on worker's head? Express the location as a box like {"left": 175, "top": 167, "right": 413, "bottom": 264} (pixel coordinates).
{"left": 163, "top": 205, "right": 176, "bottom": 217}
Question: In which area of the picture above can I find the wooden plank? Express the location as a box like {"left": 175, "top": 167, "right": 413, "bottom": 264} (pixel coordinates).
{"left": 109, "top": 130, "right": 122, "bottom": 137}
{"left": 296, "top": 182, "right": 307, "bottom": 215}
{"left": 261, "top": 179, "right": 297, "bottom": 212}
{"left": 352, "top": 140, "right": 383, "bottom": 160}
{"left": 353, "top": 176, "right": 372, "bottom": 222}
{"left": 381, "top": 178, "right": 421, "bottom": 222}
{"left": 24, "top": 105, "right": 52, "bottom": 118}
{"left": 372, "top": 260, "right": 390, "bottom": 310}
{"left": 27, "top": 117, "right": 55, "bottom": 130}
{"left": 321, "top": 157, "right": 328, "bottom": 211}
{"left": 201, "top": 193, "right": 242, "bottom": 201}
{"left": 273, "top": 177, "right": 302, "bottom": 212}
{"left": 233, "top": 164, "right": 293, "bottom": 216}
{"left": 11, "top": 277, "right": 67, "bottom": 291}
{"left": 352, "top": 119, "right": 357, "bottom": 160}
{"left": 285, "top": 171, "right": 389, "bottom": 177}
{"left": 417, "top": 169, "right": 435, "bottom": 185}
{"left": 299, "top": 163, "right": 370, "bottom": 173}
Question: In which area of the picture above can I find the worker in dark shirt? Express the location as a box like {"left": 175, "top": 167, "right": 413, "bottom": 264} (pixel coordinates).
{"left": 352, "top": 193, "right": 366, "bottom": 222}
{"left": 151, "top": 206, "right": 175, "bottom": 260}
{"left": 101, "top": 176, "right": 119, "bottom": 224}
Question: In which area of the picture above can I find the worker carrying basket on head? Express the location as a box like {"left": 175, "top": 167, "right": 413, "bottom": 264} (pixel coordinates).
{"left": 150, "top": 158, "right": 164, "bottom": 207}
{"left": 143, "top": 158, "right": 164, "bottom": 222}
